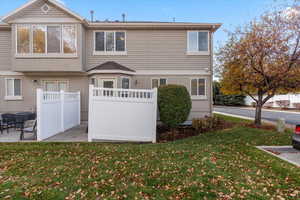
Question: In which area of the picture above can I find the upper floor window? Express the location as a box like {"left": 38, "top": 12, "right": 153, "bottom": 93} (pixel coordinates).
{"left": 94, "top": 31, "right": 126, "bottom": 55}
{"left": 187, "top": 31, "right": 209, "bottom": 55}
{"left": 16, "top": 24, "right": 77, "bottom": 56}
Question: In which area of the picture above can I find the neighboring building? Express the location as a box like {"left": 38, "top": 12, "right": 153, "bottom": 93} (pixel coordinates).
{"left": 245, "top": 94, "right": 300, "bottom": 109}
{"left": 0, "top": 0, "right": 221, "bottom": 121}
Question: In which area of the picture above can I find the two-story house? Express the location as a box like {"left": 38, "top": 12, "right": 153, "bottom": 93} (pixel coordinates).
{"left": 0, "top": 0, "right": 221, "bottom": 121}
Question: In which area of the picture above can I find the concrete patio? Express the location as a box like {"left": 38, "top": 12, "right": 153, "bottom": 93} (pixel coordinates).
{"left": 0, "top": 124, "right": 88, "bottom": 142}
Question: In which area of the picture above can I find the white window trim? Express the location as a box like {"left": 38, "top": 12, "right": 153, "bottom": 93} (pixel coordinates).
{"left": 151, "top": 77, "right": 168, "bottom": 88}
{"left": 42, "top": 80, "right": 70, "bottom": 91}
{"left": 190, "top": 77, "right": 207, "bottom": 100}
{"left": 121, "top": 76, "right": 131, "bottom": 89}
{"left": 91, "top": 78, "right": 118, "bottom": 88}
{"left": 5, "top": 78, "right": 23, "bottom": 101}
{"left": 15, "top": 24, "right": 77, "bottom": 57}
{"left": 187, "top": 30, "right": 210, "bottom": 55}
{"left": 100, "top": 78, "right": 117, "bottom": 88}
{"left": 32, "top": 24, "right": 47, "bottom": 55}
{"left": 93, "top": 30, "right": 127, "bottom": 55}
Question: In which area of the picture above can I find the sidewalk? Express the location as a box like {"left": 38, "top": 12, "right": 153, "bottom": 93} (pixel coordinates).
{"left": 215, "top": 106, "right": 300, "bottom": 115}
{"left": 213, "top": 111, "right": 295, "bottom": 129}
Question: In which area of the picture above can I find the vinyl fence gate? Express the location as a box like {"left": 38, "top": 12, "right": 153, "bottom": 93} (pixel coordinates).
{"left": 36, "top": 89, "right": 81, "bottom": 141}
{"left": 88, "top": 86, "right": 157, "bottom": 143}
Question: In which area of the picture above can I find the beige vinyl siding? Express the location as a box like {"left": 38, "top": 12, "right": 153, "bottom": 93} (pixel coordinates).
{"left": 132, "top": 75, "right": 212, "bottom": 119}
{"left": 11, "top": 24, "right": 84, "bottom": 72}
{"left": 6, "top": 0, "right": 76, "bottom": 22}
{"left": 0, "top": 74, "right": 210, "bottom": 121}
{"left": 0, "top": 75, "right": 89, "bottom": 120}
{"left": 0, "top": 30, "right": 11, "bottom": 70}
{"left": 86, "top": 30, "right": 211, "bottom": 71}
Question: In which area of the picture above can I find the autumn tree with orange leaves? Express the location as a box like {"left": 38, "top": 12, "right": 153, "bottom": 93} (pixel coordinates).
{"left": 217, "top": 6, "right": 300, "bottom": 125}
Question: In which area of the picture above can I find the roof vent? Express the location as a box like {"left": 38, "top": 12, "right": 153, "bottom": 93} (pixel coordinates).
{"left": 90, "top": 10, "right": 94, "bottom": 22}
{"left": 41, "top": 4, "right": 50, "bottom": 14}
{"left": 122, "top": 13, "right": 126, "bottom": 22}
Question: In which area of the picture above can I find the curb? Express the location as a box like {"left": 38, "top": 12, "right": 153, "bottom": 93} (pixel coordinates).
{"left": 256, "top": 146, "right": 300, "bottom": 167}
{"left": 215, "top": 106, "right": 300, "bottom": 115}
{"left": 213, "top": 111, "right": 295, "bottom": 129}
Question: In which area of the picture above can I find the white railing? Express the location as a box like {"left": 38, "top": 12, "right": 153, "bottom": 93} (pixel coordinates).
{"left": 42, "top": 91, "right": 80, "bottom": 101}
{"left": 89, "top": 85, "right": 157, "bottom": 143}
{"left": 92, "top": 87, "right": 155, "bottom": 100}
{"left": 37, "top": 89, "right": 81, "bottom": 141}
{"left": 42, "top": 92, "right": 61, "bottom": 101}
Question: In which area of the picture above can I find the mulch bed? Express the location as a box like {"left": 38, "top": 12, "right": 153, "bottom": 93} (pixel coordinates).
{"left": 243, "top": 123, "right": 277, "bottom": 131}
{"left": 157, "top": 126, "right": 198, "bottom": 143}
{"left": 157, "top": 121, "right": 235, "bottom": 143}
{"left": 157, "top": 117, "right": 280, "bottom": 143}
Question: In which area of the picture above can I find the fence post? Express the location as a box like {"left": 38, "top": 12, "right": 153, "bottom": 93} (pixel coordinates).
{"left": 60, "top": 90, "right": 65, "bottom": 132}
{"left": 88, "top": 85, "right": 94, "bottom": 142}
{"left": 152, "top": 88, "right": 158, "bottom": 143}
{"left": 36, "top": 88, "right": 42, "bottom": 141}
{"left": 77, "top": 91, "right": 81, "bottom": 125}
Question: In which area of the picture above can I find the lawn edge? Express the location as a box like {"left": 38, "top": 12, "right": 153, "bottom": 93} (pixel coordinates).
{"left": 256, "top": 146, "right": 300, "bottom": 167}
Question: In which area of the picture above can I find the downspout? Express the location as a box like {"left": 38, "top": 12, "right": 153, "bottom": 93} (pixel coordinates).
{"left": 210, "top": 30, "right": 214, "bottom": 116}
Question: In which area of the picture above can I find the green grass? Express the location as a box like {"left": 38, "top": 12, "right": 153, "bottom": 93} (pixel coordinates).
{"left": 0, "top": 116, "right": 299, "bottom": 199}
{"left": 214, "top": 113, "right": 253, "bottom": 124}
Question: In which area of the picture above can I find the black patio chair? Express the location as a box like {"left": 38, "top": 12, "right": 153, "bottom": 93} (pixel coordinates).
{"left": 1, "top": 113, "right": 16, "bottom": 133}
{"left": 28, "top": 113, "right": 37, "bottom": 121}
{"left": 15, "top": 115, "right": 26, "bottom": 131}
{"left": 20, "top": 120, "right": 37, "bottom": 141}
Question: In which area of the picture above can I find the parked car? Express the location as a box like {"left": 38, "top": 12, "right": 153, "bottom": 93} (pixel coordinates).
{"left": 292, "top": 125, "right": 300, "bottom": 150}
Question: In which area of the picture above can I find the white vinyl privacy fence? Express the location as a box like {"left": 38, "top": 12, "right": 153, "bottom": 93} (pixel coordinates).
{"left": 88, "top": 86, "right": 157, "bottom": 143}
{"left": 245, "top": 94, "right": 300, "bottom": 108}
{"left": 36, "top": 89, "right": 81, "bottom": 141}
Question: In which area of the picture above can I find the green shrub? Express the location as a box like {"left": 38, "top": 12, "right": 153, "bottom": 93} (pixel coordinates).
{"left": 192, "top": 116, "right": 226, "bottom": 133}
{"left": 214, "top": 94, "right": 245, "bottom": 106}
{"left": 158, "top": 85, "right": 192, "bottom": 128}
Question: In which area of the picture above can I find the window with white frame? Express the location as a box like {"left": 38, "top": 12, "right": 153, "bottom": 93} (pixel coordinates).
{"left": 187, "top": 31, "right": 209, "bottom": 54}
{"left": 5, "top": 78, "right": 22, "bottom": 98}
{"left": 90, "top": 78, "right": 98, "bottom": 87}
{"left": 121, "top": 77, "right": 130, "bottom": 89}
{"left": 43, "top": 80, "right": 69, "bottom": 92}
{"left": 191, "top": 78, "right": 206, "bottom": 98}
{"left": 152, "top": 78, "right": 167, "bottom": 88}
{"left": 16, "top": 24, "right": 77, "bottom": 56}
{"left": 94, "top": 31, "right": 126, "bottom": 54}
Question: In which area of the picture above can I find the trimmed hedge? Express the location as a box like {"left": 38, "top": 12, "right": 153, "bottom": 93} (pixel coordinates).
{"left": 158, "top": 85, "right": 192, "bottom": 128}
{"left": 214, "top": 94, "right": 245, "bottom": 106}
{"left": 213, "top": 81, "right": 245, "bottom": 106}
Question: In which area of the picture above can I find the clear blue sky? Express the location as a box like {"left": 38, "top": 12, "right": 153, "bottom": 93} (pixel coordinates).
{"left": 0, "top": 0, "right": 295, "bottom": 47}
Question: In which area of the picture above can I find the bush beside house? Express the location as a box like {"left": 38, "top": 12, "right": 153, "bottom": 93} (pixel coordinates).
{"left": 158, "top": 85, "right": 191, "bottom": 128}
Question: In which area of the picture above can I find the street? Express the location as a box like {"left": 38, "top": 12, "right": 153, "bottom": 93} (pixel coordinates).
{"left": 214, "top": 106, "right": 300, "bottom": 125}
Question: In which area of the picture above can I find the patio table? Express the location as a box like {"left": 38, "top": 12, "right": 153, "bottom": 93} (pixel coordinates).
{"left": 15, "top": 112, "right": 36, "bottom": 121}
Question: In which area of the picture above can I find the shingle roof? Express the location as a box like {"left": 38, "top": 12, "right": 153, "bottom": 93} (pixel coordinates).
{"left": 87, "top": 61, "right": 135, "bottom": 72}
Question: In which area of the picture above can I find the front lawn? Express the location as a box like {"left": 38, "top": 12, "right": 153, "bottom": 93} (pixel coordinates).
{"left": 0, "top": 116, "right": 299, "bottom": 199}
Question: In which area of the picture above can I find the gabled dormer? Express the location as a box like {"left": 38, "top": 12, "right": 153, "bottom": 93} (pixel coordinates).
{"left": 1, "top": 0, "right": 87, "bottom": 72}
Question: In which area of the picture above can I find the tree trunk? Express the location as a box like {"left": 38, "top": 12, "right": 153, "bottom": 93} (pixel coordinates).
{"left": 254, "top": 94, "right": 263, "bottom": 126}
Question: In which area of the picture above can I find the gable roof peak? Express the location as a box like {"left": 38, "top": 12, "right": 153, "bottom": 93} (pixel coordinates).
{"left": 2, "top": 0, "right": 86, "bottom": 23}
